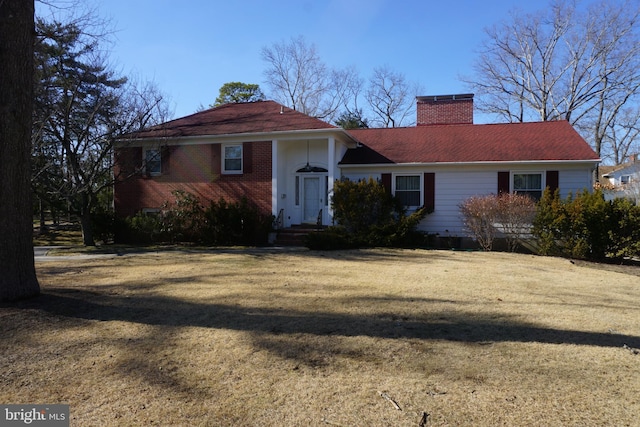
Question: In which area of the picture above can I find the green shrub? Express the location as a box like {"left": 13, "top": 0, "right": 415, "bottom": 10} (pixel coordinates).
{"left": 202, "top": 197, "right": 273, "bottom": 246}
{"left": 326, "top": 178, "right": 430, "bottom": 249}
{"left": 533, "top": 188, "right": 640, "bottom": 261}
{"left": 161, "top": 190, "right": 205, "bottom": 243}
{"left": 114, "top": 191, "right": 273, "bottom": 246}
{"left": 91, "top": 211, "right": 117, "bottom": 244}
{"left": 117, "top": 212, "right": 164, "bottom": 244}
{"left": 607, "top": 198, "right": 640, "bottom": 260}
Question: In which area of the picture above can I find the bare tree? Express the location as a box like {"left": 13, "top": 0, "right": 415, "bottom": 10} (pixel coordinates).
{"left": 261, "top": 35, "right": 357, "bottom": 121}
{"left": 365, "top": 65, "right": 420, "bottom": 128}
{"left": 605, "top": 107, "right": 640, "bottom": 165}
{"left": 32, "top": 15, "right": 170, "bottom": 246}
{"left": 466, "top": 0, "right": 640, "bottom": 162}
{"left": 0, "top": 0, "right": 40, "bottom": 301}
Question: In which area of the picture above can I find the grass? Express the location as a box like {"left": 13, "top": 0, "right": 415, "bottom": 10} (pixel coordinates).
{"left": 33, "top": 221, "right": 84, "bottom": 246}
{"left": 2, "top": 248, "right": 639, "bottom": 426}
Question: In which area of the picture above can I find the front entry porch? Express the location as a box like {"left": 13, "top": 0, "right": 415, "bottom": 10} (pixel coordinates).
{"left": 273, "top": 224, "right": 326, "bottom": 246}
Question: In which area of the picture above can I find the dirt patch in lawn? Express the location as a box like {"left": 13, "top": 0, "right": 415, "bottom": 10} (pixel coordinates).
{"left": 2, "top": 249, "right": 639, "bottom": 426}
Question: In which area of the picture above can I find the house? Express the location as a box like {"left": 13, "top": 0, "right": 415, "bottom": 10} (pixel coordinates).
{"left": 600, "top": 154, "right": 640, "bottom": 205}
{"left": 114, "top": 94, "right": 600, "bottom": 238}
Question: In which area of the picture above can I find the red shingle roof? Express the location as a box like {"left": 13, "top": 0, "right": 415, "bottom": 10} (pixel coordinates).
{"left": 343, "top": 121, "right": 599, "bottom": 164}
{"left": 128, "top": 100, "right": 336, "bottom": 139}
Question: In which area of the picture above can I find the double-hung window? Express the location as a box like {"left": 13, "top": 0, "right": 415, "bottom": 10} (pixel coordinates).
{"left": 144, "top": 148, "right": 161, "bottom": 176}
{"left": 395, "top": 175, "right": 421, "bottom": 207}
{"left": 223, "top": 144, "right": 242, "bottom": 174}
{"left": 513, "top": 172, "right": 543, "bottom": 200}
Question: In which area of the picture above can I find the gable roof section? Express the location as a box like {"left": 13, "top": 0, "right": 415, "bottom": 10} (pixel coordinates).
{"left": 127, "top": 100, "right": 336, "bottom": 139}
{"left": 342, "top": 121, "right": 599, "bottom": 164}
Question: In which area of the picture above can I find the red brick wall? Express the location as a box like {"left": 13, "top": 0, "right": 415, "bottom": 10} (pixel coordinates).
{"left": 417, "top": 94, "right": 474, "bottom": 126}
{"left": 114, "top": 141, "right": 272, "bottom": 217}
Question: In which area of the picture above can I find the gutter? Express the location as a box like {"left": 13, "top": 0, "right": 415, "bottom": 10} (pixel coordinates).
{"left": 116, "top": 128, "right": 358, "bottom": 146}
{"left": 339, "top": 159, "right": 601, "bottom": 168}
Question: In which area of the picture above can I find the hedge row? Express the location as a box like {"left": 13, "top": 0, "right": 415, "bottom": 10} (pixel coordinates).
{"left": 94, "top": 190, "right": 273, "bottom": 246}
{"left": 533, "top": 189, "right": 640, "bottom": 261}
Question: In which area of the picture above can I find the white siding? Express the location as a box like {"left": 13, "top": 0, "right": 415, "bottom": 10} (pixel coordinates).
{"left": 339, "top": 163, "right": 596, "bottom": 236}
{"left": 421, "top": 170, "right": 497, "bottom": 235}
{"left": 558, "top": 169, "right": 593, "bottom": 198}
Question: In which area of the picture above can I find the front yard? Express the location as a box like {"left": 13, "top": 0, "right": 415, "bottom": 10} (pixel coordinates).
{"left": 2, "top": 249, "right": 639, "bottom": 426}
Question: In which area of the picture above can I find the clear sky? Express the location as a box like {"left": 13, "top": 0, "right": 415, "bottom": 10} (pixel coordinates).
{"left": 39, "top": 1, "right": 550, "bottom": 122}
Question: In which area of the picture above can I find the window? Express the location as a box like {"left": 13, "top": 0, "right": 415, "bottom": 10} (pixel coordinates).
{"left": 395, "top": 175, "right": 421, "bottom": 207}
{"left": 144, "top": 148, "right": 161, "bottom": 176}
{"left": 513, "top": 173, "right": 543, "bottom": 200}
{"left": 223, "top": 144, "right": 242, "bottom": 173}
{"left": 621, "top": 175, "right": 631, "bottom": 185}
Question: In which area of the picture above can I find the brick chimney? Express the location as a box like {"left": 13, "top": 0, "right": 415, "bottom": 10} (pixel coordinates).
{"left": 416, "top": 94, "right": 474, "bottom": 126}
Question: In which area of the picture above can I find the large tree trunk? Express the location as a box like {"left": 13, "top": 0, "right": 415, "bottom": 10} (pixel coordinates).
{"left": 0, "top": 0, "right": 40, "bottom": 301}
{"left": 80, "top": 208, "right": 95, "bottom": 246}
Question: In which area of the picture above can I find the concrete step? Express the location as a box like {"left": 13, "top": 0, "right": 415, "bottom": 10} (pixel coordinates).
{"left": 274, "top": 226, "right": 323, "bottom": 246}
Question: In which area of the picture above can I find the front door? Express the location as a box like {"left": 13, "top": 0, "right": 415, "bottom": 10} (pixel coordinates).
{"left": 303, "top": 176, "right": 321, "bottom": 223}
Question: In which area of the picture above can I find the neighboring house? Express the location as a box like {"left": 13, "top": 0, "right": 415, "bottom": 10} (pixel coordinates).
{"left": 600, "top": 155, "right": 640, "bottom": 205}
{"left": 114, "top": 94, "right": 600, "bottom": 237}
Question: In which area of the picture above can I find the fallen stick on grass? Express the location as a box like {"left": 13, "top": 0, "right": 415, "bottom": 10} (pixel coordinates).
{"left": 378, "top": 391, "right": 401, "bottom": 410}
{"left": 321, "top": 418, "right": 349, "bottom": 427}
{"left": 419, "top": 411, "right": 429, "bottom": 427}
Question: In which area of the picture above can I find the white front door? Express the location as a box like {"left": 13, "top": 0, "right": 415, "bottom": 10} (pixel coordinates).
{"left": 303, "top": 176, "right": 321, "bottom": 223}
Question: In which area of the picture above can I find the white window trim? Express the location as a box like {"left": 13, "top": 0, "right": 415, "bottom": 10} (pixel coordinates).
{"left": 143, "top": 147, "right": 162, "bottom": 177}
{"left": 222, "top": 143, "right": 243, "bottom": 174}
{"left": 393, "top": 173, "right": 423, "bottom": 208}
{"left": 511, "top": 171, "right": 545, "bottom": 195}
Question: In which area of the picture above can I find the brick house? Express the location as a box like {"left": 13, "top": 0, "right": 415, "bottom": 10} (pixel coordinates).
{"left": 114, "top": 94, "right": 600, "bottom": 236}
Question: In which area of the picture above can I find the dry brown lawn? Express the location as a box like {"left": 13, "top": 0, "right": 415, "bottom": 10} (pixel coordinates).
{"left": 2, "top": 248, "right": 639, "bottom": 426}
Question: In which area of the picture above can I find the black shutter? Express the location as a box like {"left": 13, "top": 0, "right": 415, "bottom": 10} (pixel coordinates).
{"left": 381, "top": 173, "right": 392, "bottom": 194}
{"left": 498, "top": 171, "right": 510, "bottom": 194}
{"left": 546, "top": 170, "right": 559, "bottom": 194}
{"left": 424, "top": 172, "right": 435, "bottom": 212}
{"left": 161, "top": 146, "right": 171, "bottom": 175}
{"left": 212, "top": 144, "right": 221, "bottom": 174}
{"left": 243, "top": 142, "right": 252, "bottom": 174}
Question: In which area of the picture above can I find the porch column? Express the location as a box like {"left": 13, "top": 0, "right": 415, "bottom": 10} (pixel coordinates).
{"left": 327, "top": 137, "right": 335, "bottom": 220}
{"left": 271, "top": 139, "right": 278, "bottom": 218}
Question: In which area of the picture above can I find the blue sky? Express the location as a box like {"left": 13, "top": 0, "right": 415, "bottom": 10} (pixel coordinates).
{"left": 40, "top": 1, "right": 548, "bottom": 121}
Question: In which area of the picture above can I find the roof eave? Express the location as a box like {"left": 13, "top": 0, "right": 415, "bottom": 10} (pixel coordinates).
{"left": 117, "top": 127, "right": 358, "bottom": 146}
{"left": 339, "top": 159, "right": 601, "bottom": 168}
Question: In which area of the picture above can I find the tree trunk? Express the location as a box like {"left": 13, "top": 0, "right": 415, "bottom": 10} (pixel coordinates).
{"left": 0, "top": 0, "right": 40, "bottom": 301}
{"left": 39, "top": 197, "right": 47, "bottom": 234}
{"left": 80, "top": 209, "right": 95, "bottom": 246}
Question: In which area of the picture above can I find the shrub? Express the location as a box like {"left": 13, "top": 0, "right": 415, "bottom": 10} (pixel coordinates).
{"left": 604, "top": 198, "right": 640, "bottom": 260}
{"left": 460, "top": 195, "right": 500, "bottom": 251}
{"left": 460, "top": 193, "right": 537, "bottom": 252}
{"left": 497, "top": 193, "right": 537, "bottom": 252}
{"left": 533, "top": 188, "right": 640, "bottom": 261}
{"left": 114, "top": 191, "right": 273, "bottom": 246}
{"left": 118, "top": 212, "right": 164, "bottom": 244}
{"left": 327, "top": 178, "right": 430, "bottom": 249}
{"left": 161, "top": 190, "right": 205, "bottom": 243}
{"left": 202, "top": 197, "right": 273, "bottom": 246}
{"left": 331, "top": 178, "right": 401, "bottom": 236}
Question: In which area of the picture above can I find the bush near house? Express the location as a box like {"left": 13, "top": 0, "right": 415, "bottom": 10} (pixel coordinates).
{"left": 533, "top": 188, "right": 640, "bottom": 261}
{"left": 114, "top": 190, "right": 273, "bottom": 246}
{"left": 460, "top": 193, "right": 536, "bottom": 251}
{"left": 305, "top": 178, "right": 430, "bottom": 249}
